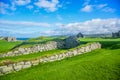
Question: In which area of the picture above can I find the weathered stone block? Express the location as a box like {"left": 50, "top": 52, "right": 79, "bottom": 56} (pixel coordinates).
{"left": 23, "top": 61, "right": 31, "bottom": 69}
{"left": 1, "top": 65, "right": 14, "bottom": 74}
{"left": 13, "top": 62, "right": 24, "bottom": 71}
{"left": 72, "top": 50, "right": 78, "bottom": 56}
{"left": 18, "top": 48, "right": 25, "bottom": 53}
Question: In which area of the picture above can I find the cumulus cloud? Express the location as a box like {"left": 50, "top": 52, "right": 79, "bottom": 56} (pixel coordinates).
{"left": 0, "top": 20, "right": 51, "bottom": 27}
{"left": 0, "top": 0, "right": 60, "bottom": 14}
{"left": 81, "top": 5, "right": 92, "bottom": 12}
{"left": 34, "top": 0, "right": 59, "bottom": 12}
{"left": 0, "top": 18, "right": 120, "bottom": 37}
{"left": 0, "top": 0, "right": 32, "bottom": 14}
{"left": 12, "top": 0, "right": 31, "bottom": 6}
{"left": 81, "top": 0, "right": 115, "bottom": 13}
{"left": 54, "top": 18, "right": 120, "bottom": 35}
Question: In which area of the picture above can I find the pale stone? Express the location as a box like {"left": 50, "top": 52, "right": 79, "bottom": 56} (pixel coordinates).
{"left": 23, "top": 61, "right": 31, "bottom": 69}
{"left": 72, "top": 50, "right": 78, "bottom": 56}
{"left": 13, "top": 62, "right": 24, "bottom": 71}
{"left": 1, "top": 65, "right": 14, "bottom": 74}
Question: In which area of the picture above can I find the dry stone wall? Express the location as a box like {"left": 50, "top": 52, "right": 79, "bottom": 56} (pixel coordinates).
{"left": 0, "top": 41, "right": 64, "bottom": 58}
{"left": 0, "top": 42, "right": 101, "bottom": 76}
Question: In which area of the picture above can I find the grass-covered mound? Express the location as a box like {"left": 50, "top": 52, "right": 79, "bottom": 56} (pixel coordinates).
{"left": 0, "top": 38, "right": 120, "bottom": 80}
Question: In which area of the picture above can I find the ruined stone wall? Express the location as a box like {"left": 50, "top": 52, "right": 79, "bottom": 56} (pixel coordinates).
{"left": 0, "top": 41, "right": 64, "bottom": 58}
{"left": 0, "top": 42, "right": 101, "bottom": 76}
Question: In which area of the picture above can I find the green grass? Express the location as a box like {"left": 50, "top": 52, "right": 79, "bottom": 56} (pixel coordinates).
{"left": 0, "top": 48, "right": 120, "bottom": 80}
{"left": 0, "top": 40, "right": 22, "bottom": 53}
{"left": 0, "top": 38, "right": 120, "bottom": 80}
{"left": 80, "top": 38, "right": 120, "bottom": 49}
{"left": 79, "top": 37, "right": 120, "bottom": 42}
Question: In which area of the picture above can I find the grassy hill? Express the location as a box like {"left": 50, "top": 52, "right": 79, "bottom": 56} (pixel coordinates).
{"left": 0, "top": 38, "right": 120, "bottom": 80}
{"left": 0, "top": 40, "right": 22, "bottom": 53}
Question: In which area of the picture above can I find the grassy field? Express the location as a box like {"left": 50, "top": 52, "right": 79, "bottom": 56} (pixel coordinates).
{"left": 0, "top": 38, "right": 120, "bottom": 80}
{"left": 0, "top": 40, "right": 22, "bottom": 53}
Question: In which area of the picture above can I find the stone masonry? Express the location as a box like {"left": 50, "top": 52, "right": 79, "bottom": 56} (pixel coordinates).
{"left": 0, "top": 42, "right": 101, "bottom": 76}
{"left": 0, "top": 41, "right": 64, "bottom": 58}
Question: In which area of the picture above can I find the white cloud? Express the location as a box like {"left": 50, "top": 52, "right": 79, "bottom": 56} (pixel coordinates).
{"left": 97, "top": 4, "right": 107, "bottom": 9}
{"left": 102, "top": 7, "right": 115, "bottom": 12}
{"left": 0, "top": 20, "right": 51, "bottom": 27}
{"left": 81, "top": 5, "right": 92, "bottom": 12}
{"left": 0, "top": 2, "right": 9, "bottom": 14}
{"left": 54, "top": 18, "right": 120, "bottom": 35}
{"left": 0, "top": 0, "right": 32, "bottom": 14}
{"left": 34, "top": 0, "right": 59, "bottom": 12}
{"left": 0, "top": 18, "right": 120, "bottom": 37}
{"left": 0, "top": 20, "right": 52, "bottom": 37}
{"left": 81, "top": 0, "right": 115, "bottom": 13}
{"left": 42, "top": 30, "right": 60, "bottom": 35}
{"left": 13, "top": 0, "right": 31, "bottom": 6}
{"left": 96, "top": 4, "right": 115, "bottom": 12}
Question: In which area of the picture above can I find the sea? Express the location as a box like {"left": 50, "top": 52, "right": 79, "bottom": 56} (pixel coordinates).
{"left": 17, "top": 38, "right": 30, "bottom": 41}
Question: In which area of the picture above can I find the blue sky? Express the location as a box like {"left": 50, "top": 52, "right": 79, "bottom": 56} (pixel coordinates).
{"left": 0, "top": 0, "right": 120, "bottom": 37}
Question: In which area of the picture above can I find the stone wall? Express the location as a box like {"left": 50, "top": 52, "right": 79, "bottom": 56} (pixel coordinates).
{"left": 0, "top": 42, "right": 101, "bottom": 76}
{"left": 0, "top": 41, "right": 64, "bottom": 58}
{"left": 0, "top": 32, "right": 85, "bottom": 58}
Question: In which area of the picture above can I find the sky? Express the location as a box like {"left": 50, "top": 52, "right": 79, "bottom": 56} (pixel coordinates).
{"left": 0, "top": 0, "right": 120, "bottom": 38}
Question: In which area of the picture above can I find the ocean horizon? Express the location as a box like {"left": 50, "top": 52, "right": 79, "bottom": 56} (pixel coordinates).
{"left": 17, "top": 38, "right": 30, "bottom": 40}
